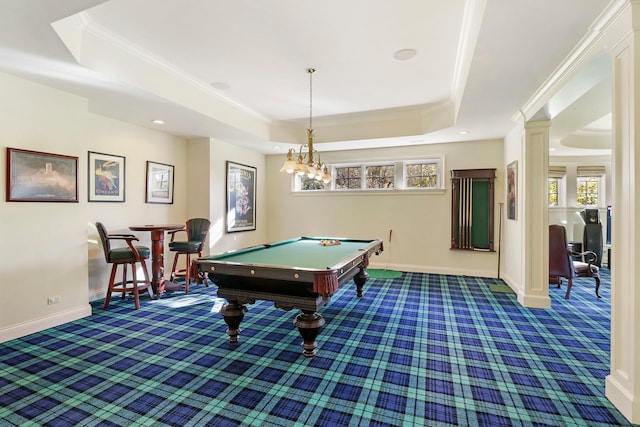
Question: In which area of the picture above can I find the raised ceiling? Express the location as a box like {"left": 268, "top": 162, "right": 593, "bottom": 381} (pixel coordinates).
{"left": 0, "top": 0, "right": 613, "bottom": 155}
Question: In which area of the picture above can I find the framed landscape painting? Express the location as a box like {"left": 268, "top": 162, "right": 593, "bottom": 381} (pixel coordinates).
{"left": 6, "top": 147, "right": 78, "bottom": 202}
{"left": 226, "top": 161, "right": 256, "bottom": 232}
{"left": 146, "top": 161, "right": 174, "bottom": 204}
{"left": 88, "top": 151, "right": 125, "bottom": 202}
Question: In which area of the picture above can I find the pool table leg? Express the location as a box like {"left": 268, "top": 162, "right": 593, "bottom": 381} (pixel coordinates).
{"left": 353, "top": 266, "right": 369, "bottom": 297}
{"left": 221, "top": 301, "right": 248, "bottom": 343}
{"left": 294, "top": 310, "right": 326, "bottom": 357}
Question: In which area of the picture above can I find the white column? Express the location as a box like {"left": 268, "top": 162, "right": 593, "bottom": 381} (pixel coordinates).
{"left": 518, "top": 120, "right": 551, "bottom": 308}
{"left": 605, "top": 4, "right": 640, "bottom": 421}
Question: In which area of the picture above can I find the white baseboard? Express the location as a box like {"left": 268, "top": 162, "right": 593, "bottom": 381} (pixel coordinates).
{"left": 606, "top": 374, "right": 640, "bottom": 424}
{"left": 368, "top": 261, "right": 498, "bottom": 279}
{"left": 0, "top": 305, "right": 92, "bottom": 344}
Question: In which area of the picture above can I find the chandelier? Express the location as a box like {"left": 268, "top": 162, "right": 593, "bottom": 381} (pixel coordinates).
{"left": 279, "top": 68, "right": 331, "bottom": 183}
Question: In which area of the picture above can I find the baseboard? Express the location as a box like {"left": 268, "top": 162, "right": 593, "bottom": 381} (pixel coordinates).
{"left": 367, "top": 262, "right": 498, "bottom": 279}
{"left": 0, "top": 305, "right": 92, "bottom": 344}
{"left": 516, "top": 290, "right": 551, "bottom": 309}
{"left": 606, "top": 374, "right": 640, "bottom": 424}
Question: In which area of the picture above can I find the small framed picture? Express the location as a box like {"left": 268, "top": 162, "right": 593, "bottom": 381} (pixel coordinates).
{"left": 507, "top": 160, "right": 518, "bottom": 220}
{"left": 146, "top": 161, "right": 174, "bottom": 204}
{"left": 6, "top": 147, "right": 78, "bottom": 202}
{"left": 226, "top": 161, "right": 256, "bottom": 232}
{"left": 88, "top": 151, "right": 125, "bottom": 202}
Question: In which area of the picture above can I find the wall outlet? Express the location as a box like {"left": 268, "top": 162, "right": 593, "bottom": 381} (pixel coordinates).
{"left": 47, "top": 295, "right": 61, "bottom": 305}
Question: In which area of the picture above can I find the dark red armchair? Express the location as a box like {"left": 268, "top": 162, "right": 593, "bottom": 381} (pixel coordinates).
{"left": 549, "top": 224, "right": 601, "bottom": 299}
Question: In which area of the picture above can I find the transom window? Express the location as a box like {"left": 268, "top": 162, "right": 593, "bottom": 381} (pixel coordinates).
{"left": 294, "top": 157, "right": 443, "bottom": 192}
{"left": 335, "top": 166, "right": 362, "bottom": 190}
{"left": 366, "top": 165, "right": 394, "bottom": 189}
{"left": 405, "top": 162, "right": 439, "bottom": 189}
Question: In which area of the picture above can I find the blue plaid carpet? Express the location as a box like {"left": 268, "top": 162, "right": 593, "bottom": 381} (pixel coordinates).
{"left": 0, "top": 270, "right": 634, "bottom": 426}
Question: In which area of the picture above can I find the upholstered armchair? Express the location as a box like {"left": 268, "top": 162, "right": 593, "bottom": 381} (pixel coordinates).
{"left": 549, "top": 224, "right": 601, "bottom": 299}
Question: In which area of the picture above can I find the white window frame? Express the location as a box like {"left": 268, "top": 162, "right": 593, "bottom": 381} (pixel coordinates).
{"left": 576, "top": 175, "right": 604, "bottom": 207}
{"left": 403, "top": 158, "right": 442, "bottom": 190}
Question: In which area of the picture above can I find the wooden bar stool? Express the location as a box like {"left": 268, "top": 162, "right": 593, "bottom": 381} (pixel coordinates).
{"left": 168, "top": 218, "right": 211, "bottom": 293}
{"left": 96, "top": 222, "right": 153, "bottom": 309}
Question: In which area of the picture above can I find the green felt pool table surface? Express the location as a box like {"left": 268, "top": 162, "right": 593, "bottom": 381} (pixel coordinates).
{"left": 201, "top": 237, "right": 374, "bottom": 270}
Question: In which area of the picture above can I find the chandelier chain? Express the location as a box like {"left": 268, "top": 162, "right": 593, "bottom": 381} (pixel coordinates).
{"left": 308, "top": 68, "right": 315, "bottom": 131}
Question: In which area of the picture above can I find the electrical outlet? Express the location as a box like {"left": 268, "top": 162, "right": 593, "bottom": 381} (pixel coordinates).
{"left": 47, "top": 295, "right": 61, "bottom": 305}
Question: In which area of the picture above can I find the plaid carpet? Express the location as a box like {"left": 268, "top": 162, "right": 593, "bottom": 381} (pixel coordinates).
{"left": 0, "top": 270, "right": 634, "bottom": 426}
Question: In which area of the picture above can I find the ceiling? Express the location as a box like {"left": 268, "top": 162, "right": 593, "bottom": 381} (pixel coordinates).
{"left": 0, "top": 0, "right": 613, "bottom": 156}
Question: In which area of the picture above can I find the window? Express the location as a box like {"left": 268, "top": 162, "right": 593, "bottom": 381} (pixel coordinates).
{"left": 576, "top": 176, "right": 599, "bottom": 206}
{"left": 293, "top": 156, "right": 444, "bottom": 192}
{"left": 366, "top": 165, "right": 394, "bottom": 189}
{"left": 548, "top": 178, "right": 559, "bottom": 207}
{"left": 335, "top": 166, "right": 362, "bottom": 189}
{"left": 548, "top": 165, "right": 566, "bottom": 207}
{"left": 300, "top": 175, "right": 327, "bottom": 191}
{"left": 405, "top": 162, "right": 439, "bottom": 189}
{"left": 576, "top": 165, "right": 605, "bottom": 207}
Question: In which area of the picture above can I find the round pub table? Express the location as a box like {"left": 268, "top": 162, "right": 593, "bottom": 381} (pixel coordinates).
{"left": 129, "top": 224, "right": 184, "bottom": 295}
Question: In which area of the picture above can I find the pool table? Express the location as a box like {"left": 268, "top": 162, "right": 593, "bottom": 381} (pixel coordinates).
{"left": 194, "top": 236, "right": 383, "bottom": 357}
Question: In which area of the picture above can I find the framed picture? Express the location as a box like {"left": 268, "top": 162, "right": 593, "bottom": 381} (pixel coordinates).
{"left": 6, "top": 147, "right": 78, "bottom": 202}
{"left": 88, "top": 151, "right": 125, "bottom": 202}
{"left": 145, "top": 161, "right": 174, "bottom": 204}
{"left": 226, "top": 161, "right": 256, "bottom": 232}
{"left": 507, "top": 160, "right": 518, "bottom": 220}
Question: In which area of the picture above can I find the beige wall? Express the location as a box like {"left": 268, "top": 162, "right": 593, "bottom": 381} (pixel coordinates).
{"left": 266, "top": 139, "right": 504, "bottom": 277}
{"left": 500, "top": 127, "right": 524, "bottom": 293}
{"left": 201, "top": 137, "right": 268, "bottom": 255}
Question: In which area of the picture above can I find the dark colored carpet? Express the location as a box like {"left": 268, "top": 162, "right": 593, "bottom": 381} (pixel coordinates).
{"left": 0, "top": 269, "right": 633, "bottom": 426}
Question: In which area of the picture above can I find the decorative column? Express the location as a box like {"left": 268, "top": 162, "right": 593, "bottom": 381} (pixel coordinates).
{"left": 605, "top": 2, "right": 640, "bottom": 421}
{"left": 519, "top": 119, "right": 551, "bottom": 308}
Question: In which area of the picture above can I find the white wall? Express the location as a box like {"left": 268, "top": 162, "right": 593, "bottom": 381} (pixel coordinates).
{"left": 0, "top": 71, "right": 188, "bottom": 341}
{"left": 266, "top": 139, "right": 504, "bottom": 278}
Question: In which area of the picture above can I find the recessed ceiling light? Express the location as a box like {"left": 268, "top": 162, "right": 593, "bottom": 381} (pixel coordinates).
{"left": 549, "top": 148, "right": 556, "bottom": 152}
{"left": 211, "top": 82, "right": 230, "bottom": 90}
{"left": 394, "top": 49, "right": 417, "bottom": 61}
{"left": 458, "top": 130, "right": 470, "bottom": 135}
{"left": 151, "top": 119, "right": 165, "bottom": 125}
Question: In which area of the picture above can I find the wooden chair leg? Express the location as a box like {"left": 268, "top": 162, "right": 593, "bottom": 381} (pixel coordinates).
{"left": 120, "top": 264, "right": 128, "bottom": 300}
{"left": 103, "top": 264, "right": 118, "bottom": 310}
{"left": 170, "top": 252, "right": 180, "bottom": 282}
{"left": 131, "top": 262, "right": 140, "bottom": 310}
{"left": 184, "top": 254, "right": 191, "bottom": 293}
{"left": 565, "top": 278, "right": 573, "bottom": 299}
{"left": 140, "top": 259, "right": 154, "bottom": 299}
{"left": 595, "top": 277, "right": 602, "bottom": 298}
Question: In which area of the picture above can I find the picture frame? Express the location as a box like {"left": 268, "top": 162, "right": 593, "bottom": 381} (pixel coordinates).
{"left": 6, "top": 147, "right": 78, "bottom": 202}
{"left": 226, "top": 161, "right": 257, "bottom": 232}
{"left": 88, "top": 151, "right": 125, "bottom": 202}
{"left": 145, "top": 161, "right": 174, "bottom": 204}
{"left": 507, "top": 160, "right": 518, "bottom": 220}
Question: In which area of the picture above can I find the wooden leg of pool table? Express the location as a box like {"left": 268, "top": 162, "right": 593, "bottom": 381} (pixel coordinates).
{"left": 294, "top": 311, "right": 326, "bottom": 357}
{"left": 353, "top": 266, "right": 369, "bottom": 297}
{"left": 221, "top": 301, "right": 248, "bottom": 343}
